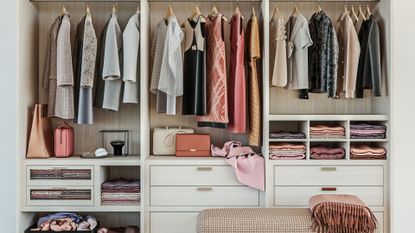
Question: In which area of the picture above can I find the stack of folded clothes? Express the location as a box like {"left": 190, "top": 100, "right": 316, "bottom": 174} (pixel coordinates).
{"left": 350, "top": 122, "right": 387, "bottom": 139}
{"left": 269, "top": 143, "right": 306, "bottom": 160}
{"left": 350, "top": 144, "right": 387, "bottom": 160}
{"left": 30, "top": 169, "right": 91, "bottom": 180}
{"left": 30, "top": 189, "right": 91, "bottom": 200}
{"left": 310, "top": 145, "right": 345, "bottom": 160}
{"left": 101, "top": 178, "right": 140, "bottom": 205}
{"left": 30, "top": 212, "right": 98, "bottom": 231}
{"left": 310, "top": 125, "right": 345, "bottom": 138}
{"left": 269, "top": 131, "right": 306, "bottom": 139}
{"left": 98, "top": 226, "right": 140, "bottom": 233}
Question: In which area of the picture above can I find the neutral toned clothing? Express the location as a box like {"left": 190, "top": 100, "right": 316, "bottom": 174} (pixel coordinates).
{"left": 149, "top": 20, "right": 168, "bottom": 113}
{"left": 228, "top": 13, "right": 246, "bottom": 134}
{"left": 286, "top": 13, "right": 313, "bottom": 91}
{"left": 356, "top": 15, "right": 382, "bottom": 98}
{"left": 56, "top": 14, "right": 74, "bottom": 119}
{"left": 74, "top": 14, "right": 97, "bottom": 124}
{"left": 198, "top": 14, "right": 229, "bottom": 128}
{"left": 182, "top": 15, "right": 206, "bottom": 116}
{"left": 95, "top": 13, "right": 123, "bottom": 112}
{"left": 336, "top": 12, "right": 361, "bottom": 98}
{"left": 246, "top": 13, "right": 261, "bottom": 147}
{"left": 158, "top": 15, "right": 184, "bottom": 115}
{"left": 123, "top": 12, "right": 140, "bottom": 104}
{"left": 270, "top": 15, "right": 287, "bottom": 87}
{"left": 308, "top": 11, "right": 339, "bottom": 98}
{"left": 43, "top": 16, "right": 62, "bottom": 118}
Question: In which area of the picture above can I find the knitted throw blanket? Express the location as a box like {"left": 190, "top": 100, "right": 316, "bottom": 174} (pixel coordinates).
{"left": 309, "top": 194, "right": 377, "bottom": 233}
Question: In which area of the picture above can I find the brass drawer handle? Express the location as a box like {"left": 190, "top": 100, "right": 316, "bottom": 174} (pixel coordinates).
{"left": 197, "top": 187, "right": 213, "bottom": 192}
{"left": 197, "top": 167, "right": 212, "bottom": 171}
{"left": 321, "top": 187, "right": 337, "bottom": 191}
{"left": 321, "top": 167, "right": 337, "bottom": 172}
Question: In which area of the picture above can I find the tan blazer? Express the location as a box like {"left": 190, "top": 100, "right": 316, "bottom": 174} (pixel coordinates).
{"left": 336, "top": 12, "right": 361, "bottom": 98}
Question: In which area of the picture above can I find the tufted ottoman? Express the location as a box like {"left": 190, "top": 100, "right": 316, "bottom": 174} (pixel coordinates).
{"left": 197, "top": 208, "right": 315, "bottom": 233}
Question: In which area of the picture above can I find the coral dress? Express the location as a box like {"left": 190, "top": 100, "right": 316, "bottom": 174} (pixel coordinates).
{"left": 197, "top": 14, "right": 229, "bottom": 128}
{"left": 228, "top": 13, "right": 246, "bottom": 133}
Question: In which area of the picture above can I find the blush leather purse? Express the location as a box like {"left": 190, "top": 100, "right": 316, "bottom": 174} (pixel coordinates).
{"left": 27, "top": 104, "right": 54, "bottom": 158}
{"left": 54, "top": 122, "right": 74, "bottom": 158}
{"left": 176, "top": 134, "right": 211, "bottom": 157}
{"left": 153, "top": 127, "right": 194, "bottom": 155}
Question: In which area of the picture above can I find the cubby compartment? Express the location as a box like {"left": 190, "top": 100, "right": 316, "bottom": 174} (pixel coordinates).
{"left": 310, "top": 142, "right": 347, "bottom": 160}
{"left": 99, "top": 166, "right": 141, "bottom": 207}
{"left": 269, "top": 142, "right": 307, "bottom": 160}
{"left": 309, "top": 121, "right": 347, "bottom": 140}
{"left": 350, "top": 121, "right": 388, "bottom": 141}
{"left": 269, "top": 121, "right": 308, "bottom": 142}
{"left": 350, "top": 142, "right": 388, "bottom": 160}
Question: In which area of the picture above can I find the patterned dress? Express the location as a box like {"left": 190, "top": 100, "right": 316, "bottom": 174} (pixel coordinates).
{"left": 197, "top": 14, "right": 229, "bottom": 128}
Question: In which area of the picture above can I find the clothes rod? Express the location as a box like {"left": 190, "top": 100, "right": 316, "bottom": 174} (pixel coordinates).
{"left": 30, "top": 0, "right": 379, "bottom": 2}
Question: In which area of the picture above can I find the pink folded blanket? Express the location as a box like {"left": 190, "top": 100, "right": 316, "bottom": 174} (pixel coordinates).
{"left": 310, "top": 125, "right": 345, "bottom": 132}
{"left": 310, "top": 146, "right": 345, "bottom": 160}
{"left": 309, "top": 194, "right": 377, "bottom": 233}
{"left": 270, "top": 154, "right": 306, "bottom": 160}
{"left": 351, "top": 145, "right": 386, "bottom": 155}
{"left": 269, "top": 143, "right": 306, "bottom": 150}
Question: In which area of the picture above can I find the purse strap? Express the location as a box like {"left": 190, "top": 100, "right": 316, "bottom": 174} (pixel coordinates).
{"left": 163, "top": 127, "right": 185, "bottom": 147}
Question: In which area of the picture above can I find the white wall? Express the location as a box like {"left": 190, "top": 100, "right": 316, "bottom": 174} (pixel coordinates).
{"left": 390, "top": 0, "right": 415, "bottom": 232}
{"left": 0, "top": 0, "right": 18, "bottom": 232}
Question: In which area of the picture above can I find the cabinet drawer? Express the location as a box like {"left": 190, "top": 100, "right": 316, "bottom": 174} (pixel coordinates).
{"left": 27, "top": 165, "right": 93, "bottom": 186}
{"left": 151, "top": 186, "right": 260, "bottom": 206}
{"left": 274, "top": 186, "right": 383, "bottom": 206}
{"left": 150, "top": 212, "right": 198, "bottom": 233}
{"left": 151, "top": 165, "right": 240, "bottom": 186}
{"left": 274, "top": 165, "right": 383, "bottom": 186}
{"left": 26, "top": 186, "right": 93, "bottom": 206}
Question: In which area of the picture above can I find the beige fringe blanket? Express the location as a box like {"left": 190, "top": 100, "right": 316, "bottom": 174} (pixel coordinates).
{"left": 309, "top": 194, "right": 377, "bottom": 233}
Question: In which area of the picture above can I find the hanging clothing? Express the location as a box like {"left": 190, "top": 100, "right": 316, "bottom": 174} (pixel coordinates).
{"left": 286, "top": 13, "right": 313, "bottom": 99}
{"left": 158, "top": 15, "right": 184, "bottom": 115}
{"left": 95, "top": 13, "right": 123, "bottom": 112}
{"left": 228, "top": 13, "right": 246, "bottom": 134}
{"left": 356, "top": 15, "right": 382, "bottom": 98}
{"left": 270, "top": 14, "right": 287, "bottom": 87}
{"left": 43, "top": 16, "right": 62, "bottom": 118}
{"left": 197, "top": 14, "right": 229, "bottom": 128}
{"left": 123, "top": 12, "right": 140, "bottom": 104}
{"left": 182, "top": 15, "right": 206, "bottom": 116}
{"left": 56, "top": 14, "right": 74, "bottom": 119}
{"left": 246, "top": 13, "right": 262, "bottom": 147}
{"left": 336, "top": 12, "right": 361, "bottom": 99}
{"left": 150, "top": 19, "right": 169, "bottom": 113}
{"left": 73, "top": 14, "right": 97, "bottom": 125}
{"left": 308, "top": 10, "right": 339, "bottom": 98}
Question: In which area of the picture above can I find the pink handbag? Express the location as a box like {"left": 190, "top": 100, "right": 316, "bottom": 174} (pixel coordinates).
{"left": 54, "top": 122, "right": 74, "bottom": 157}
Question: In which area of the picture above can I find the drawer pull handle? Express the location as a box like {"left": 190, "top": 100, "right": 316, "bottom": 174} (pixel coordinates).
{"left": 321, "top": 167, "right": 337, "bottom": 172}
{"left": 197, "top": 187, "right": 213, "bottom": 192}
{"left": 197, "top": 167, "right": 212, "bottom": 171}
{"left": 321, "top": 187, "right": 337, "bottom": 191}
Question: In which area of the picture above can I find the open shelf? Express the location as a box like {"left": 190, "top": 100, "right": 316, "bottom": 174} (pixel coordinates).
{"left": 23, "top": 155, "right": 141, "bottom": 166}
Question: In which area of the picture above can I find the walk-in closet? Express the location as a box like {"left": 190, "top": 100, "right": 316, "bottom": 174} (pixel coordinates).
{"left": 17, "top": 0, "right": 391, "bottom": 232}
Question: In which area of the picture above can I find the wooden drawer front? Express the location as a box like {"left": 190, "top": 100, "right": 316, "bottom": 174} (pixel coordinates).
{"left": 274, "top": 165, "right": 383, "bottom": 186}
{"left": 27, "top": 186, "right": 93, "bottom": 206}
{"left": 27, "top": 165, "right": 93, "bottom": 186}
{"left": 151, "top": 165, "right": 240, "bottom": 186}
{"left": 274, "top": 186, "right": 383, "bottom": 206}
{"left": 150, "top": 212, "right": 198, "bottom": 233}
{"left": 151, "top": 187, "right": 260, "bottom": 206}
{"left": 374, "top": 212, "right": 384, "bottom": 233}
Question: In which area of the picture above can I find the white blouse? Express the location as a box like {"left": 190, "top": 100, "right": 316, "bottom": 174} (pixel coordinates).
{"left": 123, "top": 12, "right": 140, "bottom": 104}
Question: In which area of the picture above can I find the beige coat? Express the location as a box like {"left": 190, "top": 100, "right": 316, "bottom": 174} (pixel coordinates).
{"left": 270, "top": 14, "right": 287, "bottom": 87}
{"left": 336, "top": 12, "right": 361, "bottom": 98}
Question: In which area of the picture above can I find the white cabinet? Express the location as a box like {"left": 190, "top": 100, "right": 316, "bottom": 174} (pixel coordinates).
{"left": 150, "top": 212, "right": 198, "bottom": 233}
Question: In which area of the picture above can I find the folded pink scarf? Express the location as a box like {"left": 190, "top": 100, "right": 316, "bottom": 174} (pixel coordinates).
{"left": 212, "top": 141, "right": 264, "bottom": 191}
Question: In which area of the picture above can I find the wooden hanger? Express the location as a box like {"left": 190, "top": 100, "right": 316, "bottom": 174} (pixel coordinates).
{"left": 210, "top": 3, "right": 228, "bottom": 21}
{"left": 317, "top": 0, "right": 323, "bottom": 12}
{"left": 366, "top": 4, "right": 372, "bottom": 17}
{"left": 164, "top": 3, "right": 174, "bottom": 20}
{"left": 271, "top": 3, "right": 281, "bottom": 20}
{"left": 85, "top": 2, "right": 91, "bottom": 16}
{"left": 136, "top": 1, "right": 140, "bottom": 13}
{"left": 292, "top": 3, "right": 300, "bottom": 17}
{"left": 343, "top": 3, "right": 348, "bottom": 15}
{"left": 189, "top": 1, "right": 205, "bottom": 23}
{"left": 61, "top": 1, "right": 67, "bottom": 15}
{"left": 112, "top": 1, "right": 117, "bottom": 15}
{"left": 251, "top": 4, "right": 256, "bottom": 17}
{"left": 351, "top": 5, "right": 359, "bottom": 21}
{"left": 234, "top": 3, "right": 245, "bottom": 20}
{"left": 358, "top": 4, "right": 367, "bottom": 21}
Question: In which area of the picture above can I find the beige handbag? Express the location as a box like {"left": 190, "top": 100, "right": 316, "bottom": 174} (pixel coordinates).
{"left": 153, "top": 127, "right": 194, "bottom": 155}
{"left": 27, "top": 104, "right": 54, "bottom": 158}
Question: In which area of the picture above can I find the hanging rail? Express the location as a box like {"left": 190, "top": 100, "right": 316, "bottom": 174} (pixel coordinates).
{"left": 29, "top": 0, "right": 380, "bottom": 2}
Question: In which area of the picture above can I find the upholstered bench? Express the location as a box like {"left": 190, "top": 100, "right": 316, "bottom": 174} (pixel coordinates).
{"left": 197, "top": 208, "right": 315, "bottom": 233}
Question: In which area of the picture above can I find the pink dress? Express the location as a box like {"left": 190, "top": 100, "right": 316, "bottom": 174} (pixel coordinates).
{"left": 198, "top": 14, "right": 229, "bottom": 128}
{"left": 228, "top": 13, "right": 246, "bottom": 133}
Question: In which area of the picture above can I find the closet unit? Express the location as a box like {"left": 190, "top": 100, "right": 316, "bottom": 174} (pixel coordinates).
{"left": 18, "top": 0, "right": 390, "bottom": 232}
